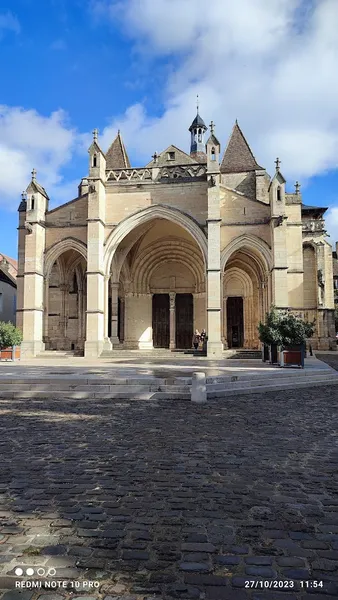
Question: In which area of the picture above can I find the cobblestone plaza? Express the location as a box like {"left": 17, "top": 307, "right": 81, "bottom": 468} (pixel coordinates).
{"left": 1, "top": 358, "right": 338, "bottom": 599}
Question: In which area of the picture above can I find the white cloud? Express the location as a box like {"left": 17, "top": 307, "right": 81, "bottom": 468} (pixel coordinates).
{"left": 92, "top": 0, "right": 338, "bottom": 182}
{"left": 0, "top": 106, "right": 77, "bottom": 209}
{"left": 0, "top": 11, "right": 20, "bottom": 37}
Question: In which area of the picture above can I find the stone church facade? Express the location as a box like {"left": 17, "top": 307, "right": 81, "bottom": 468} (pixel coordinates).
{"left": 17, "top": 113, "right": 335, "bottom": 358}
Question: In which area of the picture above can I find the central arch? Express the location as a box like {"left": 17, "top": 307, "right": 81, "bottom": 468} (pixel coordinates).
{"left": 104, "top": 205, "right": 208, "bottom": 277}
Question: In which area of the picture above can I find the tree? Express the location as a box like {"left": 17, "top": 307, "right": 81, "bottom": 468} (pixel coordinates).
{"left": 0, "top": 321, "right": 23, "bottom": 350}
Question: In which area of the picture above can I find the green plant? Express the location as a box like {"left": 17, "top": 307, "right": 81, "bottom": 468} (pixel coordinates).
{"left": 278, "top": 313, "right": 315, "bottom": 348}
{"left": 258, "top": 307, "right": 315, "bottom": 348}
{"left": 258, "top": 306, "right": 283, "bottom": 346}
{"left": 0, "top": 321, "right": 23, "bottom": 350}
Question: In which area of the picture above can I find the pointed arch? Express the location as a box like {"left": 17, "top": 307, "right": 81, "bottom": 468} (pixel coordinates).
{"left": 44, "top": 238, "right": 87, "bottom": 279}
{"left": 221, "top": 234, "right": 272, "bottom": 275}
{"left": 104, "top": 205, "right": 207, "bottom": 277}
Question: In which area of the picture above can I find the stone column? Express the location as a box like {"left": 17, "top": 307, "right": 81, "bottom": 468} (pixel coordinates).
{"left": 102, "top": 275, "right": 112, "bottom": 352}
{"left": 43, "top": 278, "right": 49, "bottom": 345}
{"left": 207, "top": 183, "right": 223, "bottom": 358}
{"left": 120, "top": 297, "right": 125, "bottom": 343}
{"left": 85, "top": 179, "right": 111, "bottom": 357}
{"left": 110, "top": 281, "right": 120, "bottom": 346}
{"left": 59, "top": 283, "right": 69, "bottom": 341}
{"left": 169, "top": 292, "right": 176, "bottom": 350}
{"left": 21, "top": 223, "right": 46, "bottom": 358}
{"left": 77, "top": 284, "right": 83, "bottom": 345}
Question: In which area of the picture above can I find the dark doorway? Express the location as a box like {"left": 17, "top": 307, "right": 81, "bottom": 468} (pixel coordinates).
{"left": 152, "top": 294, "right": 170, "bottom": 348}
{"left": 227, "top": 296, "right": 244, "bottom": 348}
{"left": 176, "top": 293, "right": 193, "bottom": 349}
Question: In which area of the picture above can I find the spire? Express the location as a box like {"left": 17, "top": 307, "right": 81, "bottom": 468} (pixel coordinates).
{"left": 189, "top": 98, "right": 208, "bottom": 159}
{"left": 106, "top": 131, "right": 131, "bottom": 170}
{"left": 220, "top": 121, "right": 263, "bottom": 174}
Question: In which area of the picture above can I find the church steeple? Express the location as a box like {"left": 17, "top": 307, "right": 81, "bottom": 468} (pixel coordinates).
{"left": 189, "top": 96, "right": 208, "bottom": 161}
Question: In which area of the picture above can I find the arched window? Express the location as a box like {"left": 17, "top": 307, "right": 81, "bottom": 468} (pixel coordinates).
{"left": 92, "top": 154, "right": 97, "bottom": 168}
{"left": 211, "top": 147, "right": 216, "bottom": 161}
{"left": 198, "top": 128, "right": 202, "bottom": 142}
{"left": 31, "top": 195, "right": 35, "bottom": 210}
{"left": 277, "top": 186, "right": 282, "bottom": 201}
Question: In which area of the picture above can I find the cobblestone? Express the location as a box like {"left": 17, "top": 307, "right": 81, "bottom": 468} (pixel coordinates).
{"left": 1, "top": 382, "right": 338, "bottom": 598}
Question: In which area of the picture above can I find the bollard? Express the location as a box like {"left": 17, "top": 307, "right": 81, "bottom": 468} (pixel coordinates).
{"left": 191, "top": 372, "right": 207, "bottom": 404}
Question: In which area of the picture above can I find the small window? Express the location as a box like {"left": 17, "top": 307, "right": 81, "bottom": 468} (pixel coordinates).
{"left": 277, "top": 187, "right": 282, "bottom": 201}
{"left": 31, "top": 195, "right": 35, "bottom": 210}
{"left": 168, "top": 151, "right": 175, "bottom": 160}
{"left": 93, "top": 154, "right": 97, "bottom": 167}
{"left": 335, "top": 279, "right": 338, "bottom": 290}
{"left": 211, "top": 147, "right": 216, "bottom": 161}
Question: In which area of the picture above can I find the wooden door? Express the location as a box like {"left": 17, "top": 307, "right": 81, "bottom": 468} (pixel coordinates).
{"left": 227, "top": 296, "right": 244, "bottom": 348}
{"left": 176, "top": 293, "right": 193, "bottom": 349}
{"left": 152, "top": 294, "right": 170, "bottom": 348}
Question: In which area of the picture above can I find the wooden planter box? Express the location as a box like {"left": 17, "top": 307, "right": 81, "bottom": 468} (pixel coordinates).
{"left": 280, "top": 344, "right": 305, "bottom": 368}
{"left": 0, "top": 346, "right": 21, "bottom": 361}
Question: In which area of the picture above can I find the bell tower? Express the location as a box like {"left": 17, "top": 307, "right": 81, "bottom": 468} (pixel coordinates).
{"left": 189, "top": 96, "right": 208, "bottom": 161}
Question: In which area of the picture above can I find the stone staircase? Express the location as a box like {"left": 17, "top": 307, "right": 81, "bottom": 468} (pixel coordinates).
{"left": 227, "top": 349, "right": 262, "bottom": 359}
{"left": 0, "top": 366, "right": 337, "bottom": 400}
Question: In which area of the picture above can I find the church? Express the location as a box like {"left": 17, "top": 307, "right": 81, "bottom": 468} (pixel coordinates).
{"left": 16, "top": 110, "right": 335, "bottom": 358}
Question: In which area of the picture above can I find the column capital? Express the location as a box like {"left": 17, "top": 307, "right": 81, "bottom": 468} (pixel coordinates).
{"left": 169, "top": 291, "right": 176, "bottom": 310}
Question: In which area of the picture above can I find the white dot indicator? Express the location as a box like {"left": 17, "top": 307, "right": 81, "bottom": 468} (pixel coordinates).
{"left": 26, "top": 568, "right": 34, "bottom": 576}
{"left": 15, "top": 567, "right": 23, "bottom": 576}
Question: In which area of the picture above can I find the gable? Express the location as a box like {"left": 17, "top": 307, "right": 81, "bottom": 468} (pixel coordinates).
{"left": 146, "top": 145, "right": 199, "bottom": 167}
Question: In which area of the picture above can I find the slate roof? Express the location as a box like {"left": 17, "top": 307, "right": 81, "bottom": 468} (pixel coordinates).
{"left": 221, "top": 121, "right": 263, "bottom": 174}
{"left": 301, "top": 204, "right": 327, "bottom": 216}
{"left": 189, "top": 112, "right": 207, "bottom": 131}
{"left": 0, "top": 253, "right": 17, "bottom": 282}
{"left": 106, "top": 131, "right": 131, "bottom": 170}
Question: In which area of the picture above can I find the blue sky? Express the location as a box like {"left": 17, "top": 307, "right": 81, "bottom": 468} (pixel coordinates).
{"left": 1, "top": 0, "right": 338, "bottom": 259}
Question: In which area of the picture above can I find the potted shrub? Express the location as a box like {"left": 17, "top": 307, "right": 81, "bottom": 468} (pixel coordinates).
{"left": 258, "top": 306, "right": 282, "bottom": 364}
{"left": 0, "top": 321, "right": 23, "bottom": 361}
{"left": 278, "top": 313, "right": 315, "bottom": 368}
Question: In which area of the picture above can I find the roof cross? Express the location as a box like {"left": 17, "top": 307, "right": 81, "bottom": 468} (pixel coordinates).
{"left": 92, "top": 128, "right": 99, "bottom": 142}
{"left": 210, "top": 121, "right": 215, "bottom": 134}
{"left": 275, "top": 157, "right": 281, "bottom": 171}
{"left": 31, "top": 168, "right": 37, "bottom": 181}
{"left": 152, "top": 151, "right": 158, "bottom": 164}
{"left": 295, "top": 181, "right": 301, "bottom": 195}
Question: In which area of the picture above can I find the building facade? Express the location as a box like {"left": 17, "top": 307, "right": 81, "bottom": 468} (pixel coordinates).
{"left": 0, "top": 254, "right": 17, "bottom": 325}
{"left": 17, "top": 114, "right": 336, "bottom": 357}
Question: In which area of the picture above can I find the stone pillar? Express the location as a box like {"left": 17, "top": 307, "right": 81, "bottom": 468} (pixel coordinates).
{"left": 120, "top": 297, "right": 125, "bottom": 343}
{"left": 20, "top": 222, "right": 46, "bottom": 358}
{"left": 110, "top": 281, "right": 120, "bottom": 346}
{"left": 85, "top": 177, "right": 111, "bottom": 357}
{"left": 59, "top": 283, "right": 69, "bottom": 341}
{"left": 77, "top": 284, "right": 83, "bottom": 345}
{"left": 207, "top": 182, "right": 223, "bottom": 358}
{"left": 102, "top": 275, "right": 112, "bottom": 352}
{"left": 43, "top": 278, "right": 49, "bottom": 345}
{"left": 169, "top": 292, "right": 176, "bottom": 350}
